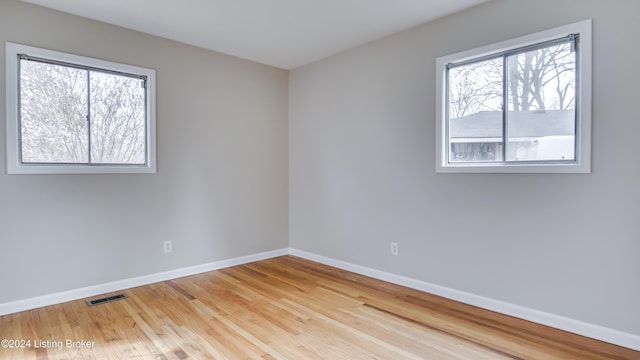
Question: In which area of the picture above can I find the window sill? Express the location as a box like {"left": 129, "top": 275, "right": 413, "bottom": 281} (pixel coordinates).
{"left": 6, "top": 163, "right": 157, "bottom": 175}
{"left": 435, "top": 161, "right": 590, "bottom": 174}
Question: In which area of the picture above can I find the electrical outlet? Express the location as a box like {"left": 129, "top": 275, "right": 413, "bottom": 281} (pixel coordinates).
{"left": 390, "top": 242, "right": 398, "bottom": 256}
{"left": 164, "top": 240, "right": 173, "bottom": 254}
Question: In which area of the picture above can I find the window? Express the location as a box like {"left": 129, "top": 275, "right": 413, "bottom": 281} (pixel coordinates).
{"left": 5, "top": 42, "right": 156, "bottom": 174}
{"left": 435, "top": 20, "right": 591, "bottom": 173}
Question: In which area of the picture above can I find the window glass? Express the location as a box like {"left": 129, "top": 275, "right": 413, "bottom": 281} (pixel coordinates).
{"left": 20, "top": 58, "right": 148, "bottom": 165}
{"left": 89, "top": 71, "right": 146, "bottom": 164}
{"left": 20, "top": 60, "right": 89, "bottom": 163}
{"left": 506, "top": 42, "right": 576, "bottom": 161}
{"left": 447, "top": 40, "right": 577, "bottom": 165}
{"left": 448, "top": 57, "right": 503, "bottom": 162}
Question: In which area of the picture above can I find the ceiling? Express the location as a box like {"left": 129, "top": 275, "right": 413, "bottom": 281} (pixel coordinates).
{"left": 22, "top": 0, "right": 488, "bottom": 70}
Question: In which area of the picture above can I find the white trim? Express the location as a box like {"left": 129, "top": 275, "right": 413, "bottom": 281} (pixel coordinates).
{"left": 5, "top": 42, "right": 157, "bottom": 174}
{"left": 2, "top": 247, "right": 638, "bottom": 351}
{"left": 435, "top": 19, "right": 592, "bottom": 174}
{"left": 289, "top": 248, "right": 640, "bottom": 352}
{"left": 0, "top": 248, "right": 288, "bottom": 316}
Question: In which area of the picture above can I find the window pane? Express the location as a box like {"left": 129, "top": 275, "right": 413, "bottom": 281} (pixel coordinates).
{"left": 20, "top": 60, "right": 88, "bottom": 163}
{"left": 448, "top": 57, "right": 503, "bottom": 162}
{"left": 506, "top": 42, "right": 576, "bottom": 161}
{"left": 89, "top": 72, "right": 146, "bottom": 164}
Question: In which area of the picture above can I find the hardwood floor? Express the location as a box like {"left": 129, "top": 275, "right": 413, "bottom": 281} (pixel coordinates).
{"left": 1, "top": 256, "right": 638, "bottom": 359}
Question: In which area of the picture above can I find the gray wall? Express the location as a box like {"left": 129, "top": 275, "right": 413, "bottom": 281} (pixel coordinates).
{"left": 290, "top": 0, "right": 640, "bottom": 335}
{"left": 0, "top": 0, "right": 289, "bottom": 303}
{"left": 2, "top": 0, "right": 638, "bottom": 340}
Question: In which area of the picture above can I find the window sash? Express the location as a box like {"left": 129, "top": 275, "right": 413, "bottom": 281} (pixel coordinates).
{"left": 17, "top": 56, "right": 149, "bottom": 167}
{"left": 445, "top": 35, "right": 579, "bottom": 165}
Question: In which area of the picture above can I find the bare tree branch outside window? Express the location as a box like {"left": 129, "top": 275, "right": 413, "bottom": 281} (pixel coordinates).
{"left": 20, "top": 59, "right": 146, "bottom": 165}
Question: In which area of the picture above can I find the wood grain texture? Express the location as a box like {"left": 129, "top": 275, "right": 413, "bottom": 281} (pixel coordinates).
{"left": 1, "top": 256, "right": 638, "bottom": 359}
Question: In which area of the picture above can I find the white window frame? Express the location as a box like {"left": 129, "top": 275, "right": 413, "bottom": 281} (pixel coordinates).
{"left": 5, "top": 42, "right": 156, "bottom": 174}
{"left": 435, "top": 19, "right": 592, "bottom": 173}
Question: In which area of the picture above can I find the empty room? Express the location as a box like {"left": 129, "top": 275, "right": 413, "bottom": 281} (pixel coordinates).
{"left": 1, "top": 0, "right": 639, "bottom": 359}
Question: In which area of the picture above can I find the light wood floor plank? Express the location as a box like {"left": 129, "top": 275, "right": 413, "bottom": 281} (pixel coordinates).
{"left": 0, "top": 255, "right": 638, "bottom": 359}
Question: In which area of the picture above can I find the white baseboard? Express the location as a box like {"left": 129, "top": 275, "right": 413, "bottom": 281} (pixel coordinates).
{"left": 2, "top": 247, "right": 638, "bottom": 352}
{"left": 289, "top": 248, "right": 640, "bottom": 352}
{"left": 0, "top": 248, "right": 288, "bottom": 317}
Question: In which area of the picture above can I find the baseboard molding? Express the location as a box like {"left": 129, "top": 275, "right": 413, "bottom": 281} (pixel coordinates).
{"left": 2, "top": 247, "right": 638, "bottom": 351}
{"left": 289, "top": 248, "right": 640, "bottom": 352}
{"left": 0, "top": 248, "right": 288, "bottom": 317}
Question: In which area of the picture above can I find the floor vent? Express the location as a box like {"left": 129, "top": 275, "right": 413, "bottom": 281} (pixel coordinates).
{"left": 86, "top": 293, "right": 128, "bottom": 306}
